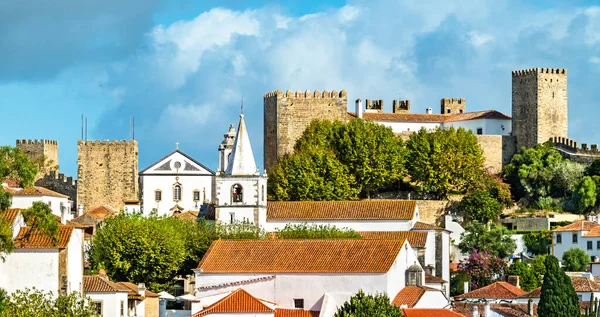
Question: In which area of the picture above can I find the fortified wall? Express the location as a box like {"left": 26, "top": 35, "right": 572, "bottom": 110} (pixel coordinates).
{"left": 35, "top": 171, "right": 77, "bottom": 210}
{"left": 550, "top": 137, "right": 600, "bottom": 164}
{"left": 77, "top": 140, "right": 138, "bottom": 211}
{"left": 16, "top": 139, "right": 59, "bottom": 177}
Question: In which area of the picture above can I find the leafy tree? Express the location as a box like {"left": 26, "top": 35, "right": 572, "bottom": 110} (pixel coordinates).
{"left": 450, "top": 270, "right": 471, "bottom": 297}
{"left": 333, "top": 290, "right": 402, "bottom": 317}
{"left": 168, "top": 218, "right": 216, "bottom": 277}
{"left": 537, "top": 255, "right": 580, "bottom": 317}
{"left": 0, "top": 288, "right": 7, "bottom": 313}
{"left": 473, "top": 172, "right": 513, "bottom": 208}
{"left": 20, "top": 201, "right": 59, "bottom": 243}
{"left": 459, "top": 248, "right": 507, "bottom": 289}
{"left": 507, "top": 261, "right": 539, "bottom": 291}
{"left": 0, "top": 146, "right": 38, "bottom": 210}
{"left": 562, "top": 247, "right": 590, "bottom": 271}
{"left": 458, "top": 221, "right": 516, "bottom": 259}
{"left": 406, "top": 127, "right": 485, "bottom": 197}
{"left": 0, "top": 218, "right": 13, "bottom": 262}
{"left": 586, "top": 158, "right": 600, "bottom": 177}
{"left": 572, "top": 176, "right": 597, "bottom": 213}
{"left": 531, "top": 255, "right": 547, "bottom": 279}
{"left": 1, "top": 288, "right": 98, "bottom": 317}
{"left": 274, "top": 224, "right": 361, "bottom": 239}
{"left": 215, "top": 220, "right": 266, "bottom": 240}
{"left": 459, "top": 189, "right": 503, "bottom": 223}
{"left": 523, "top": 230, "right": 552, "bottom": 255}
{"left": 551, "top": 160, "right": 585, "bottom": 198}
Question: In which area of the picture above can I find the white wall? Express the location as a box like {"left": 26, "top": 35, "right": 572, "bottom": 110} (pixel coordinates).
{"left": 413, "top": 291, "right": 448, "bottom": 309}
{"left": 0, "top": 249, "right": 59, "bottom": 295}
{"left": 441, "top": 232, "right": 450, "bottom": 296}
{"left": 379, "top": 122, "right": 441, "bottom": 134}
{"left": 264, "top": 219, "right": 413, "bottom": 233}
{"left": 141, "top": 174, "right": 214, "bottom": 217}
{"left": 553, "top": 230, "right": 600, "bottom": 261}
{"left": 11, "top": 195, "right": 71, "bottom": 220}
{"left": 87, "top": 292, "right": 129, "bottom": 317}
{"left": 443, "top": 119, "right": 511, "bottom": 136}
{"left": 67, "top": 228, "right": 84, "bottom": 294}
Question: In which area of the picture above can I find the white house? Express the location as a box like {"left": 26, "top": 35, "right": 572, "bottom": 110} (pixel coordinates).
{"left": 552, "top": 220, "right": 600, "bottom": 261}
{"left": 191, "top": 239, "right": 449, "bottom": 317}
{"left": 84, "top": 274, "right": 130, "bottom": 317}
{"left": 3, "top": 182, "right": 73, "bottom": 221}
{"left": 140, "top": 147, "right": 215, "bottom": 217}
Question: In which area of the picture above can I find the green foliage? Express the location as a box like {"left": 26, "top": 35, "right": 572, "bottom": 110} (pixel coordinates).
{"left": 333, "top": 290, "right": 402, "bottom": 317}
{"left": 21, "top": 201, "right": 59, "bottom": 243}
{"left": 507, "top": 261, "right": 539, "bottom": 291}
{"left": 274, "top": 224, "right": 361, "bottom": 239}
{"left": 572, "top": 176, "right": 597, "bottom": 213}
{"left": 475, "top": 172, "right": 513, "bottom": 208}
{"left": 458, "top": 221, "right": 516, "bottom": 259}
{"left": 1, "top": 288, "right": 98, "bottom": 317}
{"left": 537, "top": 255, "right": 580, "bottom": 317}
{"left": 523, "top": 230, "right": 552, "bottom": 255}
{"left": 531, "top": 255, "right": 547, "bottom": 278}
{"left": 551, "top": 160, "right": 586, "bottom": 198}
{"left": 562, "top": 247, "right": 590, "bottom": 271}
{"left": 0, "top": 288, "right": 7, "bottom": 313}
{"left": 450, "top": 270, "right": 471, "bottom": 297}
{"left": 0, "top": 218, "right": 13, "bottom": 262}
{"left": 215, "top": 220, "right": 266, "bottom": 240}
{"left": 586, "top": 158, "right": 600, "bottom": 177}
{"left": 459, "top": 189, "right": 503, "bottom": 223}
{"left": 406, "top": 127, "right": 485, "bottom": 197}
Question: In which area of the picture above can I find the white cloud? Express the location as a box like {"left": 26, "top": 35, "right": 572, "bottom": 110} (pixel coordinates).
{"left": 338, "top": 5, "right": 360, "bottom": 24}
{"left": 468, "top": 31, "right": 493, "bottom": 48}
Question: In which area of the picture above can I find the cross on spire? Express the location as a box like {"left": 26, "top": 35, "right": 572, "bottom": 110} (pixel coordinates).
{"left": 175, "top": 141, "right": 180, "bottom": 150}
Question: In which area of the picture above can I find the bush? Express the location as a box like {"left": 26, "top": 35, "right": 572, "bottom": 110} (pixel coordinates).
{"left": 333, "top": 290, "right": 401, "bottom": 317}
{"left": 2, "top": 288, "right": 98, "bottom": 316}
{"left": 275, "top": 224, "right": 360, "bottom": 239}
{"left": 458, "top": 221, "right": 517, "bottom": 259}
{"left": 459, "top": 189, "right": 504, "bottom": 223}
{"left": 507, "top": 261, "right": 539, "bottom": 291}
{"left": 562, "top": 247, "right": 590, "bottom": 271}
{"left": 523, "top": 230, "right": 552, "bottom": 255}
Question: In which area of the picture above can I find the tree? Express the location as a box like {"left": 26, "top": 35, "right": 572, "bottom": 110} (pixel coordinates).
{"left": 473, "top": 172, "right": 513, "bottom": 208}
{"left": 406, "top": 127, "right": 485, "bottom": 197}
{"left": 450, "top": 270, "right": 471, "bottom": 297}
{"left": 0, "top": 288, "right": 7, "bottom": 313}
{"left": 458, "top": 221, "right": 516, "bottom": 259}
{"left": 507, "top": 261, "right": 539, "bottom": 291}
{"left": 586, "top": 158, "right": 600, "bottom": 177}
{"left": 333, "top": 290, "right": 402, "bottom": 317}
{"left": 531, "top": 255, "right": 547, "bottom": 279}
{"left": 274, "top": 224, "right": 361, "bottom": 239}
{"left": 562, "top": 247, "right": 590, "bottom": 271}
{"left": 459, "top": 248, "right": 507, "bottom": 289}
{"left": 572, "top": 176, "right": 597, "bottom": 213}
{"left": 2, "top": 288, "right": 98, "bottom": 317}
{"left": 215, "top": 220, "right": 266, "bottom": 240}
{"left": 551, "top": 160, "right": 585, "bottom": 198}
{"left": 0, "top": 218, "right": 13, "bottom": 262}
{"left": 20, "top": 201, "right": 59, "bottom": 243}
{"left": 0, "top": 146, "right": 38, "bottom": 210}
{"left": 537, "top": 255, "right": 580, "bottom": 317}
{"left": 523, "top": 230, "right": 552, "bottom": 255}
{"left": 459, "top": 189, "right": 503, "bottom": 223}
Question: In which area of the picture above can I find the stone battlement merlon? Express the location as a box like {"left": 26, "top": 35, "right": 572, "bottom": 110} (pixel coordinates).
{"left": 77, "top": 140, "right": 138, "bottom": 146}
{"left": 550, "top": 137, "right": 600, "bottom": 155}
{"left": 512, "top": 68, "right": 567, "bottom": 77}
{"left": 263, "top": 89, "right": 347, "bottom": 99}
{"left": 16, "top": 139, "right": 58, "bottom": 145}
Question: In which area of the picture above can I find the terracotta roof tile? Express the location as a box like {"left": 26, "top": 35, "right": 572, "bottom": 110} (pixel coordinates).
{"left": 72, "top": 205, "right": 117, "bottom": 225}
{"left": 4, "top": 186, "right": 69, "bottom": 198}
{"left": 1, "top": 208, "right": 21, "bottom": 225}
{"left": 83, "top": 275, "right": 130, "bottom": 293}
{"left": 190, "top": 289, "right": 273, "bottom": 317}
{"left": 361, "top": 110, "right": 511, "bottom": 123}
{"left": 517, "top": 287, "right": 541, "bottom": 298}
{"left": 117, "top": 282, "right": 158, "bottom": 299}
{"left": 392, "top": 286, "right": 438, "bottom": 307}
{"left": 455, "top": 282, "right": 526, "bottom": 299}
{"left": 402, "top": 308, "right": 466, "bottom": 317}
{"left": 274, "top": 309, "right": 320, "bottom": 317}
{"left": 267, "top": 200, "right": 417, "bottom": 220}
{"left": 412, "top": 221, "right": 445, "bottom": 231}
{"left": 358, "top": 231, "right": 428, "bottom": 248}
{"left": 2, "top": 179, "right": 20, "bottom": 187}
{"left": 584, "top": 226, "right": 600, "bottom": 237}
{"left": 553, "top": 220, "right": 599, "bottom": 232}
{"left": 197, "top": 239, "right": 406, "bottom": 273}
{"left": 489, "top": 303, "right": 537, "bottom": 317}
{"left": 570, "top": 276, "right": 600, "bottom": 292}
{"left": 14, "top": 225, "right": 73, "bottom": 249}
{"left": 425, "top": 273, "right": 447, "bottom": 284}
{"left": 175, "top": 210, "right": 199, "bottom": 222}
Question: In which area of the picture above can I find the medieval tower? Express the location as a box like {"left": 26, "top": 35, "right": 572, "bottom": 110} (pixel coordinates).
{"left": 16, "top": 139, "right": 59, "bottom": 175}
{"left": 512, "top": 68, "right": 568, "bottom": 149}
{"left": 77, "top": 140, "right": 139, "bottom": 211}
{"left": 263, "top": 89, "right": 348, "bottom": 171}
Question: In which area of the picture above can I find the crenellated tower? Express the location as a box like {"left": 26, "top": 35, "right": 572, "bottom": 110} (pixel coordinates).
{"left": 16, "top": 139, "right": 59, "bottom": 176}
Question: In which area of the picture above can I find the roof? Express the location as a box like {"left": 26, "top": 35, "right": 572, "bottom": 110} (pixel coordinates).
{"left": 175, "top": 210, "right": 199, "bottom": 222}
{"left": 489, "top": 303, "right": 537, "bottom": 317}
{"left": 517, "top": 287, "right": 541, "bottom": 298}
{"left": 3, "top": 186, "right": 69, "bottom": 198}
{"left": 360, "top": 110, "right": 511, "bottom": 123}
{"left": 392, "top": 286, "right": 439, "bottom": 307}
{"left": 358, "top": 231, "right": 428, "bottom": 248}
{"left": 1, "top": 208, "right": 21, "bottom": 225}
{"left": 425, "top": 273, "right": 447, "bottom": 284}
{"left": 274, "top": 309, "right": 320, "bottom": 317}
{"left": 117, "top": 282, "right": 160, "bottom": 299}
{"left": 140, "top": 149, "right": 215, "bottom": 175}
{"left": 72, "top": 205, "right": 117, "bottom": 225}
{"left": 15, "top": 225, "right": 73, "bottom": 249}
{"left": 412, "top": 221, "right": 445, "bottom": 231}
{"left": 225, "top": 114, "right": 258, "bottom": 176}
{"left": 570, "top": 276, "right": 600, "bottom": 292}
{"left": 455, "top": 282, "right": 526, "bottom": 299}
{"left": 267, "top": 200, "right": 417, "bottom": 220}
{"left": 553, "top": 220, "right": 599, "bottom": 232}
{"left": 83, "top": 275, "right": 130, "bottom": 293}
{"left": 190, "top": 289, "right": 273, "bottom": 317}
{"left": 197, "top": 239, "right": 406, "bottom": 273}
{"left": 584, "top": 226, "right": 600, "bottom": 237}
{"left": 402, "top": 308, "right": 466, "bottom": 317}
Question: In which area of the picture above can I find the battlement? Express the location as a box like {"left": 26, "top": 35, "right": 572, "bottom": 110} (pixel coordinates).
{"left": 365, "top": 99, "right": 384, "bottom": 112}
{"left": 264, "top": 89, "right": 347, "bottom": 99}
{"left": 550, "top": 137, "right": 600, "bottom": 156}
{"left": 77, "top": 139, "right": 138, "bottom": 146}
{"left": 512, "top": 68, "right": 567, "bottom": 77}
{"left": 393, "top": 100, "right": 410, "bottom": 113}
{"left": 16, "top": 139, "right": 58, "bottom": 145}
{"left": 440, "top": 98, "right": 466, "bottom": 114}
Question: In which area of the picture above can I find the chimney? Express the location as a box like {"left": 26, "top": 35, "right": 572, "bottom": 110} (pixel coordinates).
{"left": 528, "top": 299, "right": 534, "bottom": 316}
{"left": 484, "top": 301, "right": 491, "bottom": 317}
{"left": 355, "top": 99, "right": 363, "bottom": 119}
{"left": 138, "top": 283, "right": 146, "bottom": 297}
{"left": 426, "top": 107, "right": 432, "bottom": 114}
{"left": 98, "top": 269, "right": 108, "bottom": 280}
{"left": 78, "top": 203, "right": 84, "bottom": 216}
{"left": 508, "top": 275, "right": 520, "bottom": 289}
{"left": 60, "top": 209, "right": 67, "bottom": 225}
{"left": 463, "top": 281, "right": 469, "bottom": 294}
{"left": 471, "top": 305, "right": 479, "bottom": 317}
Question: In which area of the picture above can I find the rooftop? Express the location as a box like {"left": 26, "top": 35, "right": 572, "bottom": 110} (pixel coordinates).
{"left": 83, "top": 275, "right": 130, "bottom": 293}
{"left": 402, "top": 308, "right": 466, "bottom": 317}
{"left": 267, "top": 200, "right": 417, "bottom": 220}
{"left": 455, "top": 282, "right": 526, "bottom": 300}
{"left": 392, "top": 286, "right": 441, "bottom": 307}
{"left": 3, "top": 185, "right": 69, "bottom": 199}
{"left": 553, "top": 220, "right": 600, "bottom": 232}
{"left": 358, "top": 231, "right": 428, "bottom": 248}
{"left": 1, "top": 208, "right": 21, "bottom": 225}
{"left": 14, "top": 225, "right": 73, "bottom": 249}
{"left": 190, "top": 289, "right": 273, "bottom": 317}
{"left": 412, "top": 221, "right": 446, "bottom": 231}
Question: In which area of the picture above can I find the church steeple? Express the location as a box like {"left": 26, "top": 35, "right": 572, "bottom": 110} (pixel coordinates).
{"left": 225, "top": 114, "right": 258, "bottom": 176}
{"left": 218, "top": 124, "right": 236, "bottom": 174}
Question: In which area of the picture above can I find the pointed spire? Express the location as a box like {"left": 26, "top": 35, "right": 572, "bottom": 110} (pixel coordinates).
{"left": 225, "top": 114, "right": 258, "bottom": 175}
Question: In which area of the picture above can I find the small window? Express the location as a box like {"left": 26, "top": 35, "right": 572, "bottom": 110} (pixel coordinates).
{"left": 230, "top": 212, "right": 235, "bottom": 223}
{"left": 174, "top": 185, "right": 182, "bottom": 201}
{"left": 48, "top": 201, "right": 52, "bottom": 207}
{"left": 596, "top": 241, "right": 599, "bottom": 249}
{"left": 459, "top": 109, "right": 463, "bottom": 113}
{"left": 262, "top": 185, "right": 265, "bottom": 202}
{"left": 121, "top": 300, "right": 125, "bottom": 317}
{"left": 193, "top": 190, "right": 200, "bottom": 201}
{"left": 94, "top": 302, "right": 102, "bottom": 315}
{"left": 573, "top": 233, "right": 578, "bottom": 244}
{"left": 294, "top": 299, "right": 304, "bottom": 309}
{"left": 155, "top": 190, "right": 162, "bottom": 202}
{"left": 232, "top": 184, "right": 243, "bottom": 203}
{"left": 476, "top": 128, "right": 483, "bottom": 135}
{"left": 588, "top": 241, "right": 593, "bottom": 250}
{"left": 447, "top": 109, "right": 451, "bottom": 114}
{"left": 557, "top": 233, "right": 562, "bottom": 244}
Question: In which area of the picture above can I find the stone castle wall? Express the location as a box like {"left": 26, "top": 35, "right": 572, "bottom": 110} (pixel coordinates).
{"left": 35, "top": 171, "right": 77, "bottom": 210}
{"left": 16, "top": 139, "right": 59, "bottom": 175}
{"left": 77, "top": 140, "right": 138, "bottom": 211}
{"left": 475, "top": 135, "right": 517, "bottom": 173}
{"left": 264, "top": 90, "right": 348, "bottom": 171}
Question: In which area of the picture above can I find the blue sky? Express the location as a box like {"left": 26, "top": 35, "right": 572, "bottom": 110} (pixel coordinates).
{"left": 1, "top": 0, "right": 600, "bottom": 176}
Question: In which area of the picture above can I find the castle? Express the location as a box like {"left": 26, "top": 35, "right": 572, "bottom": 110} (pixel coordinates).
{"left": 264, "top": 68, "right": 576, "bottom": 173}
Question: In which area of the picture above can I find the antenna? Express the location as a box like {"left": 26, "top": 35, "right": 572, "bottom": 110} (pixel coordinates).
{"left": 133, "top": 117, "right": 135, "bottom": 140}
{"left": 81, "top": 114, "right": 84, "bottom": 140}
{"left": 241, "top": 97, "right": 244, "bottom": 115}
{"left": 85, "top": 117, "right": 88, "bottom": 142}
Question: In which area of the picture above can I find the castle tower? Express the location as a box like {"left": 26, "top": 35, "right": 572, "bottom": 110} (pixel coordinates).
{"left": 77, "top": 140, "right": 139, "bottom": 211}
{"left": 217, "top": 124, "right": 236, "bottom": 174}
{"left": 215, "top": 114, "right": 267, "bottom": 226}
{"left": 263, "top": 89, "right": 348, "bottom": 172}
{"left": 440, "top": 98, "right": 466, "bottom": 114}
{"left": 16, "top": 139, "right": 59, "bottom": 176}
{"left": 512, "top": 68, "right": 568, "bottom": 149}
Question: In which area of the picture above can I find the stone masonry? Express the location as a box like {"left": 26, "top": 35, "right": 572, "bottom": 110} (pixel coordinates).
{"left": 512, "top": 68, "right": 568, "bottom": 149}
{"left": 16, "top": 139, "right": 59, "bottom": 176}
{"left": 263, "top": 90, "right": 348, "bottom": 172}
{"left": 77, "top": 140, "right": 138, "bottom": 211}
{"left": 440, "top": 98, "right": 466, "bottom": 114}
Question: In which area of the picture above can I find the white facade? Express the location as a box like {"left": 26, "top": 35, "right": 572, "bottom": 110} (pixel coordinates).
{"left": 553, "top": 228, "right": 600, "bottom": 261}
{"left": 411, "top": 291, "right": 449, "bottom": 309}
{"left": 10, "top": 194, "right": 71, "bottom": 221}
{"left": 140, "top": 149, "right": 215, "bottom": 217}
{"left": 378, "top": 118, "right": 511, "bottom": 135}
{"left": 87, "top": 292, "right": 129, "bottom": 317}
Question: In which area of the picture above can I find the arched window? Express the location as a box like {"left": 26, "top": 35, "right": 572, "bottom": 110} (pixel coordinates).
{"left": 406, "top": 263, "right": 423, "bottom": 287}
{"left": 262, "top": 185, "right": 265, "bottom": 202}
{"left": 174, "top": 185, "right": 182, "bottom": 201}
{"left": 232, "top": 184, "right": 243, "bottom": 203}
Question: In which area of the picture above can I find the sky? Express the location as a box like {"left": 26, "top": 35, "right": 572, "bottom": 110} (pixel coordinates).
{"left": 1, "top": 0, "right": 600, "bottom": 176}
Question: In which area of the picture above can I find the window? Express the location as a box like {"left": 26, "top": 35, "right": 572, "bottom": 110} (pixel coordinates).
{"left": 557, "top": 233, "right": 562, "bottom": 244}
{"left": 232, "top": 184, "right": 243, "bottom": 203}
{"left": 447, "top": 109, "right": 451, "bottom": 114}
{"left": 93, "top": 302, "right": 102, "bottom": 315}
{"left": 174, "top": 185, "right": 182, "bottom": 201}
{"left": 476, "top": 128, "right": 483, "bottom": 135}
{"left": 262, "top": 185, "right": 265, "bottom": 202}
{"left": 294, "top": 299, "right": 304, "bottom": 309}
{"left": 588, "top": 241, "right": 593, "bottom": 250}
{"left": 573, "top": 233, "right": 578, "bottom": 244}
{"left": 230, "top": 212, "right": 235, "bottom": 223}
{"left": 121, "top": 300, "right": 125, "bottom": 317}
{"left": 155, "top": 190, "right": 162, "bottom": 202}
{"left": 597, "top": 241, "right": 600, "bottom": 249}
{"left": 193, "top": 190, "right": 200, "bottom": 201}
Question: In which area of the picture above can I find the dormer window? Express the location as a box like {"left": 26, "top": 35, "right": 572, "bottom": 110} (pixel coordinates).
{"left": 174, "top": 185, "right": 182, "bottom": 201}
{"left": 406, "top": 263, "right": 423, "bottom": 287}
{"left": 232, "top": 184, "right": 243, "bottom": 203}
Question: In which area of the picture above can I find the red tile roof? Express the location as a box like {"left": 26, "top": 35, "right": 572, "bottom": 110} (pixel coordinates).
{"left": 14, "top": 225, "right": 73, "bottom": 249}
{"left": 197, "top": 239, "right": 406, "bottom": 273}
{"left": 553, "top": 220, "right": 599, "bottom": 232}
{"left": 360, "top": 110, "right": 511, "bottom": 123}
{"left": 267, "top": 200, "right": 417, "bottom": 220}
{"left": 4, "top": 186, "right": 69, "bottom": 198}
{"left": 392, "top": 286, "right": 439, "bottom": 307}
{"left": 425, "top": 273, "right": 447, "bottom": 284}
{"left": 455, "top": 282, "right": 526, "bottom": 299}
{"left": 190, "top": 289, "right": 273, "bottom": 317}
{"left": 274, "top": 309, "right": 320, "bottom": 317}
{"left": 117, "top": 282, "right": 160, "bottom": 299}
{"left": 358, "top": 231, "right": 428, "bottom": 248}
{"left": 584, "top": 226, "right": 600, "bottom": 237}
{"left": 1, "top": 208, "right": 21, "bottom": 225}
{"left": 175, "top": 210, "right": 199, "bottom": 222}
{"left": 570, "top": 276, "right": 600, "bottom": 292}
{"left": 83, "top": 275, "right": 130, "bottom": 293}
{"left": 489, "top": 303, "right": 537, "bottom": 317}
{"left": 402, "top": 308, "right": 466, "bottom": 317}
{"left": 412, "top": 221, "right": 445, "bottom": 231}
{"left": 517, "top": 287, "right": 541, "bottom": 298}
{"left": 72, "top": 205, "right": 117, "bottom": 225}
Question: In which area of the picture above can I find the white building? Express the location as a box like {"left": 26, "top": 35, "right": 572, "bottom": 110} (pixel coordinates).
{"left": 84, "top": 274, "right": 130, "bottom": 317}
{"left": 140, "top": 147, "right": 215, "bottom": 217}
{"left": 552, "top": 220, "right": 600, "bottom": 261}
{"left": 2, "top": 181, "right": 73, "bottom": 221}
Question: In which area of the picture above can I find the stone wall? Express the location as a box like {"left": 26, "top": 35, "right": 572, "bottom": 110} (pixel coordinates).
{"left": 417, "top": 196, "right": 462, "bottom": 225}
{"left": 440, "top": 98, "right": 466, "bottom": 114}
{"left": 16, "top": 139, "right": 59, "bottom": 176}
{"left": 77, "top": 140, "right": 138, "bottom": 211}
{"left": 263, "top": 90, "right": 348, "bottom": 171}
{"left": 475, "top": 135, "right": 517, "bottom": 173}
{"left": 35, "top": 171, "right": 77, "bottom": 210}
{"left": 145, "top": 297, "right": 159, "bottom": 317}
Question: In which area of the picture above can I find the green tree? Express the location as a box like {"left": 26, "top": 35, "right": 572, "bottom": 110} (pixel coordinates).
{"left": 537, "top": 255, "right": 580, "bottom": 317}
{"left": 572, "top": 176, "right": 597, "bottom": 213}
{"left": 0, "top": 288, "right": 7, "bottom": 314}
{"left": 450, "top": 270, "right": 471, "bottom": 296}
{"left": 562, "top": 247, "right": 590, "bottom": 271}
{"left": 333, "top": 290, "right": 402, "bottom": 317}
{"left": 459, "top": 189, "right": 503, "bottom": 223}
{"left": 1, "top": 288, "right": 98, "bottom": 317}
{"left": 275, "top": 224, "right": 361, "bottom": 239}
{"left": 215, "top": 220, "right": 266, "bottom": 240}
{"left": 0, "top": 218, "right": 13, "bottom": 262}
{"left": 586, "top": 158, "right": 600, "bottom": 177}
{"left": 473, "top": 172, "right": 513, "bottom": 208}
{"left": 0, "top": 146, "right": 38, "bottom": 210}
{"left": 507, "top": 261, "right": 539, "bottom": 291}
{"left": 458, "top": 221, "right": 516, "bottom": 259}
{"left": 551, "top": 160, "right": 585, "bottom": 198}
{"left": 531, "top": 255, "right": 547, "bottom": 279}
{"left": 20, "top": 201, "right": 59, "bottom": 243}
{"left": 523, "top": 230, "right": 552, "bottom": 255}
{"left": 406, "top": 127, "right": 485, "bottom": 197}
